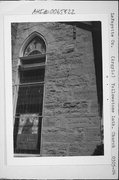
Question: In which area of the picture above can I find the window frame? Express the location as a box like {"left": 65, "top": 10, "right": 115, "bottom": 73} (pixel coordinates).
{"left": 13, "top": 52, "right": 46, "bottom": 156}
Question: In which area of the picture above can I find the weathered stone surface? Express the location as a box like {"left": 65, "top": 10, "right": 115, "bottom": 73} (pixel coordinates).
{"left": 68, "top": 143, "right": 87, "bottom": 156}
{"left": 41, "top": 143, "right": 68, "bottom": 156}
{"left": 42, "top": 126, "right": 85, "bottom": 140}
{"left": 85, "top": 128, "right": 101, "bottom": 141}
{"left": 66, "top": 116, "right": 100, "bottom": 128}
{"left": 44, "top": 101, "right": 90, "bottom": 117}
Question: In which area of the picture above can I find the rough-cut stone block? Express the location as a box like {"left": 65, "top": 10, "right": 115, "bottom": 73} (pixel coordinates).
{"left": 85, "top": 128, "right": 101, "bottom": 141}
{"left": 66, "top": 116, "right": 100, "bottom": 129}
{"left": 42, "top": 128, "right": 67, "bottom": 143}
{"left": 90, "top": 100, "right": 100, "bottom": 115}
{"left": 73, "top": 90, "right": 98, "bottom": 101}
{"left": 42, "top": 143, "right": 68, "bottom": 156}
{"left": 68, "top": 143, "right": 86, "bottom": 156}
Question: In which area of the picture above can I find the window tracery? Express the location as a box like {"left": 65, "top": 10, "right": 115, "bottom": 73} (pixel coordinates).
{"left": 23, "top": 36, "right": 46, "bottom": 56}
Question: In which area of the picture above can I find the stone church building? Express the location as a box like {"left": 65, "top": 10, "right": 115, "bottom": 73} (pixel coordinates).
{"left": 12, "top": 21, "right": 103, "bottom": 156}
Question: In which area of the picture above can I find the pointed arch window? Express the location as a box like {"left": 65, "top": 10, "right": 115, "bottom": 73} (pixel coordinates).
{"left": 14, "top": 34, "right": 46, "bottom": 155}
{"left": 23, "top": 36, "right": 46, "bottom": 56}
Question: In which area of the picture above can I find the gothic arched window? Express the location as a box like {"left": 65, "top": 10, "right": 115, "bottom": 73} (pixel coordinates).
{"left": 14, "top": 33, "right": 46, "bottom": 155}
{"left": 23, "top": 36, "right": 46, "bottom": 56}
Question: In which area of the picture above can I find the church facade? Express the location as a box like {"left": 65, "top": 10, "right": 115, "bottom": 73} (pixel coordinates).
{"left": 12, "top": 21, "right": 103, "bottom": 156}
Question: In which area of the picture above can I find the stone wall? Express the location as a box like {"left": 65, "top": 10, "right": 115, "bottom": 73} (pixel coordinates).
{"left": 12, "top": 22, "right": 102, "bottom": 156}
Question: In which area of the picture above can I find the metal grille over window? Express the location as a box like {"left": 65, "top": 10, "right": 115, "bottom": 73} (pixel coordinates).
{"left": 20, "top": 68, "right": 45, "bottom": 83}
{"left": 16, "top": 84, "right": 43, "bottom": 115}
{"left": 14, "top": 35, "right": 46, "bottom": 155}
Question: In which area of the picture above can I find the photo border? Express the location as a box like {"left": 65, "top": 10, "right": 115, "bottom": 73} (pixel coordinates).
{"left": 0, "top": 1, "right": 118, "bottom": 179}
{"left": 4, "top": 14, "right": 110, "bottom": 166}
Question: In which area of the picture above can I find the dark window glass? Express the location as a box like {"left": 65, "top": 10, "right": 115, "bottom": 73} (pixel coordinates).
{"left": 14, "top": 67, "right": 45, "bottom": 154}
{"left": 20, "top": 68, "right": 45, "bottom": 83}
{"left": 14, "top": 116, "right": 42, "bottom": 154}
{"left": 16, "top": 84, "right": 44, "bottom": 115}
